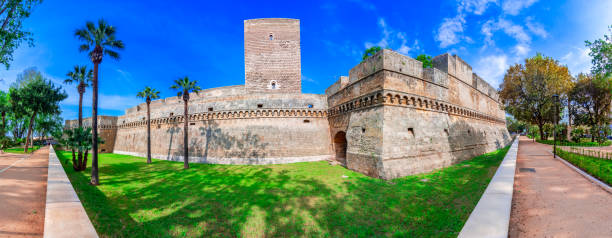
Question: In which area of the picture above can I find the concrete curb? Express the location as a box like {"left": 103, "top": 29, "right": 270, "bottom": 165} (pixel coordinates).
{"left": 548, "top": 150, "right": 612, "bottom": 194}
{"left": 458, "top": 137, "right": 519, "bottom": 238}
{"left": 43, "top": 146, "right": 98, "bottom": 238}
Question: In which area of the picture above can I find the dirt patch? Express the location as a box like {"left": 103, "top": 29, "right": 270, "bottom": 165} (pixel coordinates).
{"left": 509, "top": 137, "right": 612, "bottom": 237}
{"left": 0, "top": 147, "right": 49, "bottom": 238}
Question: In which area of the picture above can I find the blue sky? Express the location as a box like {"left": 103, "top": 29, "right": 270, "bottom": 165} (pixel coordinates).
{"left": 0, "top": 0, "right": 610, "bottom": 121}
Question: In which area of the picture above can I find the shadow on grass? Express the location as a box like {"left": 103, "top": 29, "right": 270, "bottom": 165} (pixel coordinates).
{"left": 56, "top": 145, "right": 509, "bottom": 238}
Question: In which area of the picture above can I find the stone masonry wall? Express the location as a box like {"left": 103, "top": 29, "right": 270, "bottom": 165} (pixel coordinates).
{"left": 326, "top": 49, "right": 511, "bottom": 179}
{"left": 244, "top": 18, "right": 301, "bottom": 93}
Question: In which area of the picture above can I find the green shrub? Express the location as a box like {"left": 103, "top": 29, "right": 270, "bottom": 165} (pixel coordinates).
{"left": 555, "top": 148, "right": 612, "bottom": 185}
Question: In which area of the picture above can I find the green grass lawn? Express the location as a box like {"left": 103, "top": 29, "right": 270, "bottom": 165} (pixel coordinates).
{"left": 537, "top": 139, "right": 612, "bottom": 147}
{"left": 56, "top": 145, "right": 510, "bottom": 238}
{"left": 555, "top": 148, "right": 612, "bottom": 185}
{"left": 3, "top": 145, "right": 41, "bottom": 154}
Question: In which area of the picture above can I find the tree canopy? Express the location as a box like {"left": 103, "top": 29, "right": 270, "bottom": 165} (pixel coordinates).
{"left": 499, "top": 53, "right": 573, "bottom": 139}
{"left": 416, "top": 54, "right": 433, "bottom": 68}
{"left": 585, "top": 25, "right": 611, "bottom": 77}
{"left": 0, "top": 0, "right": 42, "bottom": 69}
{"left": 362, "top": 46, "right": 381, "bottom": 61}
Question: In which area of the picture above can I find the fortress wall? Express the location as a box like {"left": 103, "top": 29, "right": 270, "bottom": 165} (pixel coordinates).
{"left": 113, "top": 116, "right": 332, "bottom": 164}
{"left": 327, "top": 49, "right": 510, "bottom": 179}
{"left": 244, "top": 18, "right": 301, "bottom": 93}
{"left": 64, "top": 116, "right": 118, "bottom": 153}
{"left": 119, "top": 89, "right": 327, "bottom": 124}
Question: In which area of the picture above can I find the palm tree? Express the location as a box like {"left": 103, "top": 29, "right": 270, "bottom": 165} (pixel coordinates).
{"left": 170, "top": 77, "right": 201, "bottom": 169}
{"left": 137, "top": 86, "right": 160, "bottom": 164}
{"left": 75, "top": 19, "right": 124, "bottom": 185}
{"left": 64, "top": 65, "right": 93, "bottom": 128}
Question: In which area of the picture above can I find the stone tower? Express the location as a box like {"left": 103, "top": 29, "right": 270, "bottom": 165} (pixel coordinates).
{"left": 244, "top": 18, "right": 301, "bottom": 93}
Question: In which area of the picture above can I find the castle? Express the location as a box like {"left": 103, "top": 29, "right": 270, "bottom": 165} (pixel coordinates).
{"left": 66, "top": 18, "right": 511, "bottom": 179}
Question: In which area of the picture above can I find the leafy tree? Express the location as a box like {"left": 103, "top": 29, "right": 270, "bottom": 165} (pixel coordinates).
{"left": 506, "top": 116, "right": 526, "bottom": 134}
{"left": 499, "top": 53, "right": 573, "bottom": 140}
{"left": 136, "top": 86, "right": 160, "bottom": 164}
{"left": 34, "top": 113, "right": 62, "bottom": 141}
{"left": 64, "top": 65, "right": 92, "bottom": 127}
{"left": 527, "top": 124, "right": 539, "bottom": 140}
{"left": 569, "top": 73, "right": 611, "bottom": 141}
{"left": 416, "top": 54, "right": 433, "bottom": 68}
{"left": 0, "top": 91, "right": 8, "bottom": 130}
{"left": 362, "top": 46, "right": 381, "bottom": 61}
{"left": 7, "top": 112, "right": 26, "bottom": 139}
{"left": 75, "top": 18, "right": 124, "bottom": 185}
{"left": 585, "top": 25, "right": 611, "bottom": 77}
{"left": 9, "top": 69, "right": 66, "bottom": 153}
{"left": 170, "top": 76, "right": 200, "bottom": 169}
{"left": 0, "top": 0, "right": 42, "bottom": 69}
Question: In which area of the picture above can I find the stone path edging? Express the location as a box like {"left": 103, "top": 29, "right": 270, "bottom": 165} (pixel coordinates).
{"left": 548, "top": 150, "right": 612, "bottom": 194}
{"left": 458, "top": 137, "right": 519, "bottom": 238}
{"left": 43, "top": 146, "right": 98, "bottom": 238}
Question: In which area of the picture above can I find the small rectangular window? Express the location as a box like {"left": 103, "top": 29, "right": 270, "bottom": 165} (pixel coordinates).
{"left": 257, "top": 104, "right": 263, "bottom": 108}
{"left": 408, "top": 128, "right": 414, "bottom": 137}
{"left": 170, "top": 113, "right": 174, "bottom": 116}
{"left": 208, "top": 107, "right": 213, "bottom": 111}
{"left": 307, "top": 104, "right": 313, "bottom": 108}
{"left": 190, "top": 122, "right": 195, "bottom": 126}
{"left": 303, "top": 119, "right": 310, "bottom": 123}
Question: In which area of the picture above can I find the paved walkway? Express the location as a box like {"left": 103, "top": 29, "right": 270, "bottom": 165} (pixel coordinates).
{"left": 0, "top": 147, "right": 49, "bottom": 238}
{"left": 509, "top": 137, "right": 612, "bottom": 237}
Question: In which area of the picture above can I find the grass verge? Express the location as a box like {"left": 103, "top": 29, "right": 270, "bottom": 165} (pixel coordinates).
{"left": 537, "top": 139, "right": 612, "bottom": 147}
{"left": 56, "top": 145, "right": 510, "bottom": 238}
{"left": 3, "top": 145, "right": 41, "bottom": 154}
{"left": 555, "top": 148, "right": 612, "bottom": 186}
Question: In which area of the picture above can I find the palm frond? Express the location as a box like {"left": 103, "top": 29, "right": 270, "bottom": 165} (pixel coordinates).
{"left": 104, "top": 49, "right": 120, "bottom": 60}
{"left": 78, "top": 44, "right": 90, "bottom": 52}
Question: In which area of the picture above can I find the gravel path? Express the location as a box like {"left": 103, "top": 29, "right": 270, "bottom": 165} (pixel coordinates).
{"left": 0, "top": 147, "right": 49, "bottom": 238}
{"left": 509, "top": 137, "right": 612, "bottom": 237}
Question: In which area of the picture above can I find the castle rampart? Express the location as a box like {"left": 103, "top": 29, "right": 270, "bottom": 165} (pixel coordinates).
{"left": 65, "top": 18, "right": 510, "bottom": 179}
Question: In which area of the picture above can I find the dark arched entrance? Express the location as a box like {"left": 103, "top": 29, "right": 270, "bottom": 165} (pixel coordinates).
{"left": 334, "top": 131, "right": 347, "bottom": 165}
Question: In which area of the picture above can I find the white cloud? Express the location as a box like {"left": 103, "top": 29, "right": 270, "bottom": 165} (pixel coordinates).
{"left": 459, "top": 0, "right": 499, "bottom": 15}
{"left": 561, "top": 47, "right": 592, "bottom": 75}
{"left": 302, "top": 74, "right": 318, "bottom": 84}
{"left": 473, "top": 54, "right": 509, "bottom": 88}
{"left": 513, "top": 44, "right": 530, "bottom": 57}
{"left": 525, "top": 17, "right": 548, "bottom": 38}
{"left": 436, "top": 15, "right": 466, "bottom": 48}
{"left": 501, "top": 0, "right": 538, "bottom": 15}
{"left": 365, "top": 18, "right": 419, "bottom": 55}
{"left": 481, "top": 17, "right": 531, "bottom": 47}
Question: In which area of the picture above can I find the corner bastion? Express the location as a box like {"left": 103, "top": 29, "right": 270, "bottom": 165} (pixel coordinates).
{"left": 65, "top": 18, "right": 511, "bottom": 179}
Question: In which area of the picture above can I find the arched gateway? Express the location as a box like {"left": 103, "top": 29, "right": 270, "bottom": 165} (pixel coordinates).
{"left": 333, "top": 131, "right": 347, "bottom": 165}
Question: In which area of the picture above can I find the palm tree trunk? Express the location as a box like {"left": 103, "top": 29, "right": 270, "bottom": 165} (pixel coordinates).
{"left": 146, "top": 100, "right": 151, "bottom": 164}
{"left": 90, "top": 62, "right": 100, "bottom": 185}
{"left": 72, "top": 149, "right": 78, "bottom": 170}
{"left": 183, "top": 99, "right": 189, "bottom": 169}
{"left": 82, "top": 150, "right": 89, "bottom": 171}
{"left": 78, "top": 89, "right": 84, "bottom": 169}
{"left": 24, "top": 111, "right": 36, "bottom": 153}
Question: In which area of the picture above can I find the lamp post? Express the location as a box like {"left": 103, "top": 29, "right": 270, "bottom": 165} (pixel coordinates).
{"left": 553, "top": 94, "right": 559, "bottom": 158}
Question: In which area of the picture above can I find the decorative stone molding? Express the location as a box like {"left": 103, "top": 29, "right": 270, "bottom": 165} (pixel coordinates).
{"left": 328, "top": 90, "right": 505, "bottom": 124}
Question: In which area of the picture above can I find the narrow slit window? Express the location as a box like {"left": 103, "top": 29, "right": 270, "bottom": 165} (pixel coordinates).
{"left": 190, "top": 122, "right": 195, "bottom": 126}
{"left": 269, "top": 33, "right": 274, "bottom": 40}
{"left": 408, "top": 128, "right": 414, "bottom": 137}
